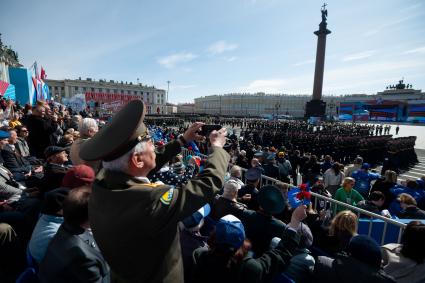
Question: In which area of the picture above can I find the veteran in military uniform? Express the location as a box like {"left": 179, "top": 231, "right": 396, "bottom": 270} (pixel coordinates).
{"left": 79, "top": 100, "right": 229, "bottom": 283}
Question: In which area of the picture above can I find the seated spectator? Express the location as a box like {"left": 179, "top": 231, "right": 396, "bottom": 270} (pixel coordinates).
{"left": 357, "top": 191, "right": 390, "bottom": 217}
{"left": 57, "top": 133, "right": 74, "bottom": 152}
{"left": 2, "top": 129, "right": 43, "bottom": 184}
{"left": 344, "top": 156, "right": 363, "bottom": 177}
{"left": 41, "top": 146, "right": 72, "bottom": 193}
{"left": 69, "top": 117, "right": 100, "bottom": 172}
{"left": 397, "top": 193, "right": 425, "bottom": 219}
{"left": 240, "top": 185, "right": 287, "bottom": 257}
{"left": 28, "top": 188, "right": 68, "bottom": 264}
{"left": 29, "top": 165, "right": 95, "bottom": 264}
{"left": 351, "top": 163, "right": 380, "bottom": 198}
{"left": 192, "top": 206, "right": 306, "bottom": 283}
{"left": 334, "top": 177, "right": 364, "bottom": 213}
{"left": 315, "top": 210, "right": 358, "bottom": 256}
{"left": 371, "top": 170, "right": 398, "bottom": 209}
{"left": 39, "top": 187, "right": 110, "bottom": 282}
{"left": 314, "top": 235, "right": 396, "bottom": 283}
{"left": 15, "top": 125, "right": 30, "bottom": 158}
{"left": 323, "top": 162, "right": 345, "bottom": 196}
{"left": 277, "top": 223, "right": 315, "bottom": 283}
{"left": 8, "top": 113, "right": 21, "bottom": 129}
{"left": 238, "top": 167, "right": 261, "bottom": 210}
{"left": 382, "top": 221, "right": 425, "bottom": 283}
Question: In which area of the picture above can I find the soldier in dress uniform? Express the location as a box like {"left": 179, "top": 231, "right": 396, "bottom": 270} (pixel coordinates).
{"left": 79, "top": 100, "right": 229, "bottom": 283}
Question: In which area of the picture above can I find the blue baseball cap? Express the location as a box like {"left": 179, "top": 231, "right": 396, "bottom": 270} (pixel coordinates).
{"left": 361, "top": 163, "right": 370, "bottom": 170}
{"left": 215, "top": 215, "right": 245, "bottom": 249}
{"left": 0, "top": 130, "right": 10, "bottom": 140}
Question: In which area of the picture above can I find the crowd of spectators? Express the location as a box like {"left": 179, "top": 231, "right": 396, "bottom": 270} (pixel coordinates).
{"left": 0, "top": 99, "right": 424, "bottom": 283}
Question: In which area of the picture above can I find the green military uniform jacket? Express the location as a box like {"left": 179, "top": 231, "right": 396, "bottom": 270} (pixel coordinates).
{"left": 89, "top": 140, "right": 230, "bottom": 283}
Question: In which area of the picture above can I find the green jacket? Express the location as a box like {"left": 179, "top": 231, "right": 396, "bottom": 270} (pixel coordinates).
{"left": 334, "top": 187, "right": 364, "bottom": 213}
{"left": 89, "top": 140, "right": 230, "bottom": 283}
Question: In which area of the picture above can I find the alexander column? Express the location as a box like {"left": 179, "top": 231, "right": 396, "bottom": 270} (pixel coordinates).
{"left": 305, "top": 3, "right": 331, "bottom": 119}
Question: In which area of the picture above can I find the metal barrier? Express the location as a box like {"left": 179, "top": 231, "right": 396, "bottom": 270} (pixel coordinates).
{"left": 181, "top": 148, "right": 407, "bottom": 243}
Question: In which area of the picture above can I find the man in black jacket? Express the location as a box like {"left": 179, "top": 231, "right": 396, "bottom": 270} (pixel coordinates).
{"left": 39, "top": 187, "right": 110, "bottom": 283}
{"left": 25, "top": 105, "right": 56, "bottom": 159}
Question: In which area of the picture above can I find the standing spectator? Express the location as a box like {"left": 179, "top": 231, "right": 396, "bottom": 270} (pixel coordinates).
{"left": 351, "top": 163, "right": 380, "bottom": 198}
{"left": 238, "top": 168, "right": 261, "bottom": 211}
{"left": 334, "top": 177, "right": 364, "bottom": 212}
{"left": 371, "top": 170, "right": 398, "bottom": 209}
{"left": 227, "top": 165, "right": 245, "bottom": 189}
{"left": 240, "top": 185, "right": 287, "bottom": 257}
{"left": 263, "top": 154, "right": 279, "bottom": 179}
{"left": 277, "top": 151, "right": 292, "bottom": 183}
{"left": 382, "top": 221, "right": 425, "bottom": 283}
{"left": 25, "top": 105, "right": 55, "bottom": 159}
{"left": 323, "top": 162, "right": 345, "bottom": 196}
{"left": 209, "top": 180, "right": 247, "bottom": 222}
{"left": 79, "top": 100, "right": 230, "bottom": 282}
{"left": 344, "top": 156, "right": 363, "bottom": 177}
{"left": 301, "top": 155, "right": 321, "bottom": 185}
{"left": 321, "top": 155, "right": 333, "bottom": 174}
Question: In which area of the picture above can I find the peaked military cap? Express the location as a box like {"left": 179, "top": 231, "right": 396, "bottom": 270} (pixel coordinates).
{"left": 79, "top": 100, "right": 149, "bottom": 161}
{"left": 258, "top": 185, "right": 285, "bottom": 214}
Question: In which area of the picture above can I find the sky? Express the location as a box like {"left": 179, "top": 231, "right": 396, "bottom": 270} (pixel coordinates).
{"left": 1, "top": 0, "right": 425, "bottom": 103}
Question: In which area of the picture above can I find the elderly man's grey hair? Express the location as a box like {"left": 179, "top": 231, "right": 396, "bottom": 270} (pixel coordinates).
{"left": 223, "top": 180, "right": 240, "bottom": 199}
{"left": 102, "top": 141, "right": 148, "bottom": 173}
{"left": 230, "top": 165, "right": 242, "bottom": 178}
{"left": 78, "top": 118, "right": 98, "bottom": 138}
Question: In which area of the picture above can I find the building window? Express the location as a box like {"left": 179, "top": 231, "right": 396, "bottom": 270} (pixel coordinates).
{"left": 91, "top": 88, "right": 95, "bottom": 92}
{"left": 75, "top": 86, "right": 78, "bottom": 91}
{"left": 83, "top": 87, "right": 87, "bottom": 91}
{"left": 61, "top": 87, "right": 64, "bottom": 91}
{"left": 121, "top": 90, "right": 124, "bottom": 94}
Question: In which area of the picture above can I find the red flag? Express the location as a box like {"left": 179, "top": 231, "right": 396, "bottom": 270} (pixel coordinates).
{"left": 40, "top": 67, "right": 46, "bottom": 80}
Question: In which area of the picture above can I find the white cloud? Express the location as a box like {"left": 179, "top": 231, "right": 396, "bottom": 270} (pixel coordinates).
{"left": 342, "top": 50, "right": 376, "bottom": 62}
{"left": 293, "top": 59, "right": 315, "bottom": 66}
{"left": 404, "top": 46, "right": 425, "bottom": 54}
{"left": 158, "top": 52, "right": 198, "bottom": 69}
{"left": 225, "top": 56, "right": 238, "bottom": 62}
{"left": 207, "top": 40, "right": 238, "bottom": 55}
{"left": 239, "top": 79, "right": 286, "bottom": 93}
{"left": 363, "top": 14, "right": 420, "bottom": 37}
